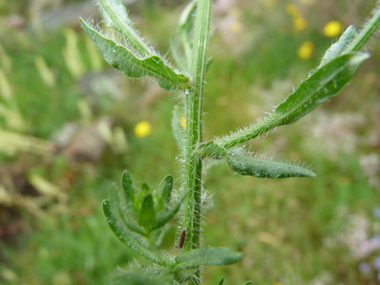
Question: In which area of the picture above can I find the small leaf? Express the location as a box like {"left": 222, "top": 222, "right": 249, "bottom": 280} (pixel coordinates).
{"left": 319, "top": 25, "right": 357, "bottom": 68}
{"left": 153, "top": 224, "right": 174, "bottom": 249}
{"left": 142, "top": 183, "right": 150, "bottom": 192}
{"left": 206, "top": 57, "right": 214, "bottom": 74}
{"left": 178, "top": 0, "right": 197, "bottom": 70}
{"left": 110, "top": 183, "right": 144, "bottom": 235}
{"left": 170, "top": 36, "right": 187, "bottom": 71}
{"left": 151, "top": 194, "right": 185, "bottom": 231}
{"left": 134, "top": 185, "right": 148, "bottom": 213}
{"left": 138, "top": 194, "right": 156, "bottom": 229}
{"left": 172, "top": 106, "right": 186, "bottom": 151}
{"left": 156, "top": 174, "right": 174, "bottom": 204}
{"left": 227, "top": 149, "right": 316, "bottom": 179}
{"left": 102, "top": 199, "right": 169, "bottom": 265}
{"left": 217, "top": 278, "right": 225, "bottom": 285}
{"left": 121, "top": 170, "right": 134, "bottom": 204}
{"left": 80, "top": 18, "right": 190, "bottom": 91}
{"left": 241, "top": 282, "right": 253, "bottom": 285}
{"left": 179, "top": 0, "right": 197, "bottom": 34}
{"left": 175, "top": 246, "right": 243, "bottom": 268}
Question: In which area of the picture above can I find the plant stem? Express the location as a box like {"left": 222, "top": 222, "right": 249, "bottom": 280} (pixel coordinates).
{"left": 182, "top": 0, "right": 212, "bottom": 254}
{"left": 344, "top": 5, "right": 380, "bottom": 53}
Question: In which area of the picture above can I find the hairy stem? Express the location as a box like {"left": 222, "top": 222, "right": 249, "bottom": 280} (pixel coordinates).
{"left": 344, "top": 4, "right": 380, "bottom": 53}
{"left": 182, "top": 0, "right": 212, "bottom": 256}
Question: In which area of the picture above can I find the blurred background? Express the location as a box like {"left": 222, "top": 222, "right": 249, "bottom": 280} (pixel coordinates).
{"left": 0, "top": 0, "right": 380, "bottom": 284}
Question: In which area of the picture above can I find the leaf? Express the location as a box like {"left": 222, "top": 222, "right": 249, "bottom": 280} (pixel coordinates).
{"left": 111, "top": 267, "right": 173, "bottom": 285}
{"left": 110, "top": 183, "right": 144, "bottom": 235}
{"left": 178, "top": 0, "right": 198, "bottom": 70}
{"left": 121, "top": 170, "right": 134, "bottom": 205}
{"left": 211, "top": 52, "right": 369, "bottom": 149}
{"left": 151, "top": 194, "right": 185, "bottom": 231}
{"left": 179, "top": 0, "right": 197, "bottom": 34}
{"left": 319, "top": 25, "right": 357, "bottom": 68}
{"left": 138, "top": 194, "right": 156, "bottom": 229}
{"left": 80, "top": 18, "right": 190, "bottom": 91}
{"left": 175, "top": 246, "right": 243, "bottom": 268}
{"left": 153, "top": 224, "right": 174, "bottom": 249}
{"left": 170, "top": 36, "right": 187, "bottom": 71}
{"left": 273, "top": 52, "right": 369, "bottom": 126}
{"left": 171, "top": 106, "right": 186, "bottom": 151}
{"left": 241, "top": 282, "right": 254, "bottom": 285}
{"left": 102, "top": 199, "right": 170, "bottom": 265}
{"left": 217, "top": 278, "right": 225, "bottom": 285}
{"left": 156, "top": 174, "right": 174, "bottom": 204}
{"left": 227, "top": 149, "right": 316, "bottom": 179}
{"left": 97, "top": 0, "right": 153, "bottom": 57}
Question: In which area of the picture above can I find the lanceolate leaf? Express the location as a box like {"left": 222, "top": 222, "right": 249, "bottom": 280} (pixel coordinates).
{"left": 273, "top": 52, "right": 368, "bottom": 125}
{"left": 102, "top": 199, "right": 171, "bottom": 266}
{"left": 111, "top": 183, "right": 144, "bottom": 235}
{"left": 174, "top": 246, "right": 243, "bottom": 268}
{"left": 227, "top": 149, "right": 316, "bottom": 178}
{"left": 156, "top": 174, "right": 174, "bottom": 204}
{"left": 80, "top": 18, "right": 191, "bottom": 91}
{"left": 121, "top": 170, "right": 134, "bottom": 205}
{"left": 138, "top": 194, "right": 156, "bottom": 228}
{"left": 319, "top": 25, "right": 357, "bottom": 68}
{"left": 151, "top": 194, "right": 186, "bottom": 231}
{"left": 212, "top": 52, "right": 369, "bottom": 149}
{"left": 178, "top": 0, "right": 198, "bottom": 69}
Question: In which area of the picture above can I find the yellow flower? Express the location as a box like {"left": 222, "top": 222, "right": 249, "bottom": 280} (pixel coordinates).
{"left": 179, "top": 116, "right": 187, "bottom": 129}
{"left": 134, "top": 121, "right": 151, "bottom": 138}
{"left": 286, "top": 4, "right": 300, "bottom": 17}
{"left": 273, "top": 283, "right": 283, "bottom": 285}
{"left": 323, "top": 21, "right": 342, "bottom": 37}
{"left": 297, "top": 41, "right": 314, "bottom": 60}
{"left": 293, "top": 17, "right": 307, "bottom": 31}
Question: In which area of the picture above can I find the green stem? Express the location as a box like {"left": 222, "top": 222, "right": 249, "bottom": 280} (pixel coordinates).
{"left": 344, "top": 5, "right": 380, "bottom": 53}
{"left": 182, "top": 0, "right": 212, "bottom": 255}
